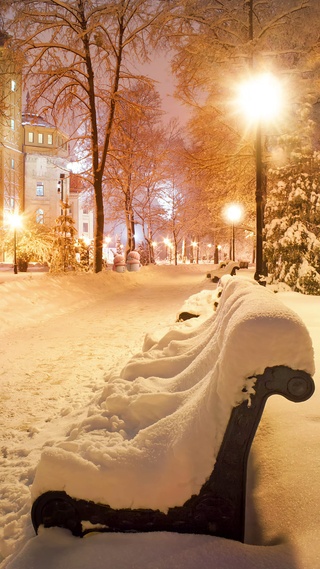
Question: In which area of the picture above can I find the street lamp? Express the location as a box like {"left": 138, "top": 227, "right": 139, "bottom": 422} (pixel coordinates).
{"left": 237, "top": 72, "right": 283, "bottom": 282}
{"left": 9, "top": 212, "right": 22, "bottom": 274}
{"left": 164, "top": 238, "right": 171, "bottom": 263}
{"left": 104, "top": 236, "right": 111, "bottom": 264}
{"left": 191, "top": 240, "right": 198, "bottom": 263}
{"left": 57, "top": 173, "right": 65, "bottom": 214}
{"left": 225, "top": 204, "right": 243, "bottom": 262}
{"left": 151, "top": 241, "right": 157, "bottom": 264}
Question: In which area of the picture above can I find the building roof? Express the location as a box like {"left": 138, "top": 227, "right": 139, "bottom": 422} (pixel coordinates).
{"left": 22, "top": 113, "right": 56, "bottom": 129}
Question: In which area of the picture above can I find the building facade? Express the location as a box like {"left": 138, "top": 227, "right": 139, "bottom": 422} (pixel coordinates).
{"left": 22, "top": 112, "right": 70, "bottom": 227}
{"left": 0, "top": 34, "right": 94, "bottom": 263}
{"left": 0, "top": 33, "right": 23, "bottom": 228}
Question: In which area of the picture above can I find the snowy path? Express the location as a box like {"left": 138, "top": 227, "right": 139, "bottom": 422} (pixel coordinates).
{"left": 1, "top": 269, "right": 208, "bottom": 441}
{"left": 0, "top": 266, "right": 213, "bottom": 561}
{"left": 1, "top": 265, "right": 320, "bottom": 569}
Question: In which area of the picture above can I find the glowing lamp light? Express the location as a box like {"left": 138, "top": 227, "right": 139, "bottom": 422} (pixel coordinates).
{"left": 225, "top": 204, "right": 243, "bottom": 225}
{"left": 9, "top": 211, "right": 22, "bottom": 230}
{"left": 237, "top": 73, "right": 282, "bottom": 124}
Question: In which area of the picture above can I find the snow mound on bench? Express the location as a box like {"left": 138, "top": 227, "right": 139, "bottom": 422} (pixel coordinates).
{"left": 31, "top": 278, "right": 315, "bottom": 512}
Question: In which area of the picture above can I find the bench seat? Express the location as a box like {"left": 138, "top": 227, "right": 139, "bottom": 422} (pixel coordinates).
{"left": 210, "top": 261, "right": 240, "bottom": 283}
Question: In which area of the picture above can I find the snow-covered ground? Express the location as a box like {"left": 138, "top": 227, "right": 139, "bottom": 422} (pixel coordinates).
{"left": 0, "top": 263, "right": 319, "bottom": 569}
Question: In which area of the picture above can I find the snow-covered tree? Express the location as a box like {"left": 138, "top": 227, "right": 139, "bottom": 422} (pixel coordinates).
{"left": 50, "top": 202, "right": 78, "bottom": 273}
{"left": 265, "top": 153, "right": 320, "bottom": 295}
{"left": 0, "top": 217, "right": 52, "bottom": 271}
{"left": 105, "top": 82, "right": 164, "bottom": 259}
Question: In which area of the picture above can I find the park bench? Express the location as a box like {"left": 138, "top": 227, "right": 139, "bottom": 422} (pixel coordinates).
{"left": 209, "top": 261, "right": 240, "bottom": 283}
{"left": 31, "top": 278, "right": 315, "bottom": 544}
{"left": 239, "top": 261, "right": 249, "bottom": 269}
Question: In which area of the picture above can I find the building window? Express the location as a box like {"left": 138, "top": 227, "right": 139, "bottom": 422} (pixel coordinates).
{"left": 11, "top": 159, "right": 15, "bottom": 169}
{"left": 47, "top": 134, "right": 53, "bottom": 145}
{"left": 36, "top": 209, "right": 44, "bottom": 224}
{"left": 11, "top": 80, "right": 16, "bottom": 92}
{"left": 83, "top": 222, "right": 89, "bottom": 233}
{"left": 38, "top": 132, "right": 43, "bottom": 144}
{"left": 36, "top": 182, "right": 44, "bottom": 196}
{"left": 28, "top": 132, "right": 34, "bottom": 143}
{"left": 10, "top": 119, "right": 14, "bottom": 130}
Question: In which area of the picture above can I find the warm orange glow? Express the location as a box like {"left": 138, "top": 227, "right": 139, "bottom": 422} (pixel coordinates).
{"left": 224, "top": 204, "right": 243, "bottom": 224}
{"left": 237, "top": 73, "right": 283, "bottom": 124}
{"left": 9, "top": 212, "right": 22, "bottom": 230}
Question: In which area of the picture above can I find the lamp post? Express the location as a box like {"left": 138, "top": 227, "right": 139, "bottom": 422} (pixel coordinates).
{"left": 225, "top": 204, "right": 242, "bottom": 262}
{"left": 237, "top": 73, "right": 282, "bottom": 282}
{"left": 57, "top": 173, "right": 65, "bottom": 214}
{"left": 104, "top": 236, "right": 111, "bottom": 264}
{"left": 164, "top": 238, "right": 171, "bottom": 263}
{"left": 9, "top": 212, "right": 22, "bottom": 274}
{"left": 191, "top": 241, "right": 198, "bottom": 263}
{"left": 151, "top": 241, "right": 157, "bottom": 264}
{"left": 255, "top": 121, "right": 264, "bottom": 280}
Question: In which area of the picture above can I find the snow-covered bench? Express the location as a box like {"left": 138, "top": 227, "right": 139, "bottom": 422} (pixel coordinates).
{"left": 31, "top": 277, "right": 315, "bottom": 543}
{"left": 209, "top": 261, "right": 240, "bottom": 283}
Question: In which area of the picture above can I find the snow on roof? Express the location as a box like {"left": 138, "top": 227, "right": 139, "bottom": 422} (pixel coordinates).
{"left": 22, "top": 113, "right": 55, "bottom": 129}
{"left": 31, "top": 277, "right": 315, "bottom": 513}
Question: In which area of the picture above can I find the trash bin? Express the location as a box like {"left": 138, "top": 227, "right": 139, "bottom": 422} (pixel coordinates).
{"left": 113, "top": 254, "right": 126, "bottom": 273}
{"left": 126, "top": 251, "right": 141, "bottom": 272}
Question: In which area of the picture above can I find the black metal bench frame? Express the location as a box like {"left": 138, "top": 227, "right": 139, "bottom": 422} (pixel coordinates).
{"left": 31, "top": 365, "right": 314, "bottom": 543}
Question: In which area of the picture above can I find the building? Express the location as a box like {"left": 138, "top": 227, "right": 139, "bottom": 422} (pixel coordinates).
{"left": 22, "top": 112, "right": 69, "bottom": 227}
{"left": 0, "top": 32, "right": 94, "bottom": 263}
{"left": 69, "top": 173, "right": 94, "bottom": 242}
{"left": 0, "top": 31, "right": 23, "bottom": 229}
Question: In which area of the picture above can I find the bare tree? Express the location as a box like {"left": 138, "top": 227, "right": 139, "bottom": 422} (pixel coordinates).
{"left": 104, "top": 81, "right": 168, "bottom": 258}
{"left": 8, "top": 0, "right": 171, "bottom": 272}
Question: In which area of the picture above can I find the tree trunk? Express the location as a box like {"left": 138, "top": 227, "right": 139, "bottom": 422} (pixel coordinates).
{"left": 124, "top": 191, "right": 136, "bottom": 257}
{"left": 94, "top": 179, "right": 104, "bottom": 273}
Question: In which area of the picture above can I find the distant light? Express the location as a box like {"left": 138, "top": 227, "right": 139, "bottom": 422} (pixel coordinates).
{"left": 225, "top": 204, "right": 243, "bottom": 224}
